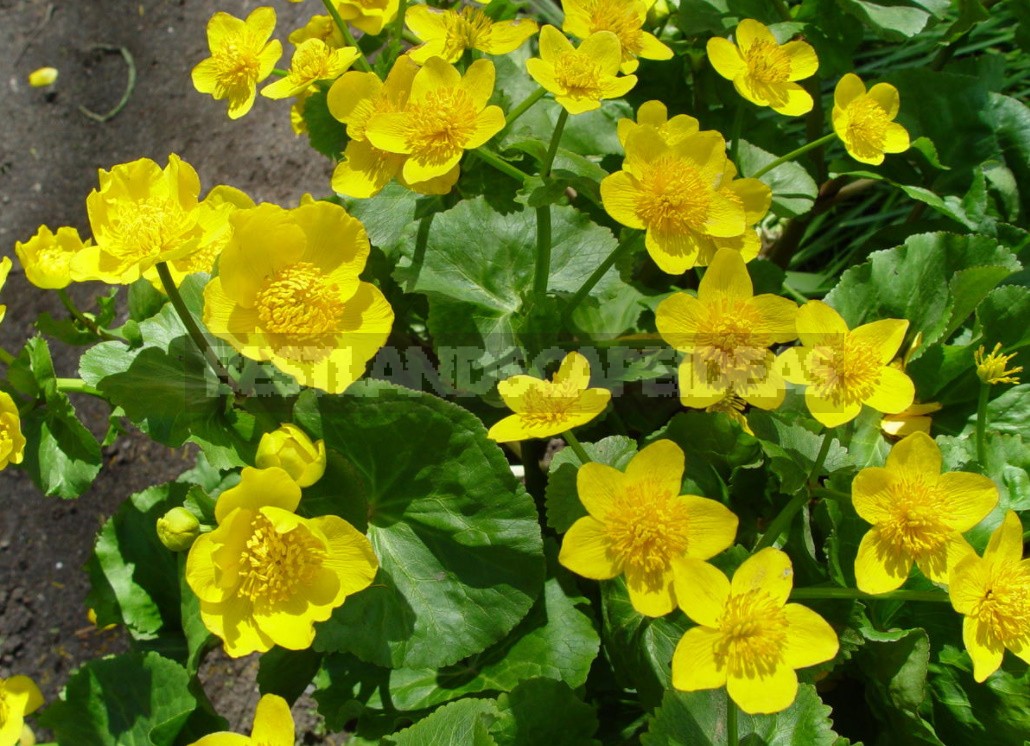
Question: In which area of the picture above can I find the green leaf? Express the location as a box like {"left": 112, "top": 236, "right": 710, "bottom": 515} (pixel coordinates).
{"left": 37, "top": 651, "right": 198, "bottom": 746}
{"left": 824, "top": 232, "right": 1020, "bottom": 353}
{"left": 341, "top": 183, "right": 424, "bottom": 255}
{"left": 747, "top": 411, "right": 848, "bottom": 494}
{"left": 977, "top": 284, "right": 1030, "bottom": 351}
{"left": 384, "top": 698, "right": 500, "bottom": 746}
{"left": 303, "top": 87, "right": 348, "bottom": 160}
{"left": 546, "top": 435, "right": 638, "bottom": 533}
{"left": 738, "top": 140, "right": 819, "bottom": 218}
{"left": 837, "top": 0, "right": 938, "bottom": 38}
{"left": 490, "top": 679, "right": 599, "bottom": 746}
{"left": 297, "top": 382, "right": 544, "bottom": 669}
{"left": 642, "top": 684, "right": 843, "bottom": 745}
{"left": 257, "top": 647, "right": 323, "bottom": 705}
{"left": 962, "top": 385, "right": 1030, "bottom": 440}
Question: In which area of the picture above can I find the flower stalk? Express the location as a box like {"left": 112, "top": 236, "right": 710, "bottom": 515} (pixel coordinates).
{"left": 975, "top": 381, "right": 989, "bottom": 464}
{"left": 321, "top": 0, "right": 373, "bottom": 72}
{"left": 751, "top": 133, "right": 836, "bottom": 179}
{"left": 533, "top": 110, "right": 570, "bottom": 305}
{"left": 505, "top": 86, "right": 547, "bottom": 128}
{"left": 563, "top": 429, "right": 592, "bottom": 464}
{"left": 790, "top": 587, "right": 951, "bottom": 603}
{"left": 562, "top": 230, "right": 641, "bottom": 325}
{"left": 727, "top": 693, "right": 739, "bottom": 746}
{"left": 58, "top": 289, "right": 126, "bottom": 343}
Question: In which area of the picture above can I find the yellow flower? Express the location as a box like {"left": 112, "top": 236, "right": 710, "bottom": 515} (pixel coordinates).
{"left": 0, "top": 392, "right": 26, "bottom": 472}
{"left": 203, "top": 201, "right": 394, "bottom": 394}
{"left": 975, "top": 343, "right": 1022, "bottom": 385}
{"left": 526, "top": 26, "right": 637, "bottom": 115}
{"left": 0, "top": 257, "right": 8, "bottom": 325}
{"left": 189, "top": 693, "right": 294, "bottom": 745}
{"left": 337, "top": 0, "right": 399, "bottom": 36}
{"left": 70, "top": 155, "right": 205, "bottom": 284}
{"left": 776, "top": 300, "right": 915, "bottom": 427}
{"left": 256, "top": 423, "right": 327, "bottom": 487}
{"left": 192, "top": 7, "right": 282, "bottom": 119}
{"left": 949, "top": 511, "right": 1030, "bottom": 683}
{"left": 832, "top": 73, "right": 909, "bottom": 166}
{"left": 185, "top": 467, "right": 378, "bottom": 657}
{"left": 672, "top": 549, "right": 839, "bottom": 714}
{"left": 156, "top": 507, "right": 202, "bottom": 552}
{"left": 656, "top": 248, "right": 797, "bottom": 410}
{"left": 364, "top": 57, "right": 505, "bottom": 184}
{"left": 852, "top": 432, "right": 998, "bottom": 594}
{"left": 616, "top": 99, "right": 699, "bottom": 149}
{"left": 14, "top": 226, "right": 87, "bottom": 289}
{"left": 562, "top": 0, "right": 672, "bottom": 73}
{"left": 880, "top": 401, "right": 942, "bottom": 438}
{"left": 261, "top": 38, "right": 359, "bottom": 100}
{"left": 706, "top": 19, "right": 818, "bottom": 116}
{"left": 487, "top": 352, "right": 611, "bottom": 442}
{"left": 706, "top": 393, "right": 754, "bottom": 435}
{"left": 406, "top": 5, "right": 538, "bottom": 64}
{"left": 288, "top": 14, "right": 345, "bottom": 49}
{"left": 601, "top": 127, "right": 769, "bottom": 274}
{"left": 27, "top": 66, "right": 58, "bottom": 87}
{"left": 0, "top": 675, "right": 43, "bottom": 746}
{"left": 560, "top": 440, "right": 738, "bottom": 617}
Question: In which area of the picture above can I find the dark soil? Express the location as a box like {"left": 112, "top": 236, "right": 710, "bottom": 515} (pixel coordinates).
{"left": 1, "top": 0, "right": 341, "bottom": 740}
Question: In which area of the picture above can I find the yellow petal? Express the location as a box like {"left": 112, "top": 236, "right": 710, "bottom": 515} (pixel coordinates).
{"left": 834, "top": 73, "right": 866, "bottom": 110}
{"left": 751, "top": 295, "right": 799, "bottom": 344}
{"left": 637, "top": 100, "right": 669, "bottom": 127}
{"left": 883, "top": 122, "right": 910, "bottom": 154}
{"left": 538, "top": 24, "right": 573, "bottom": 61}
{"left": 984, "top": 510, "right": 1025, "bottom": 566}
{"left": 327, "top": 71, "right": 382, "bottom": 128}
{"left": 215, "top": 466, "right": 301, "bottom": 524}
{"left": 782, "top": 604, "right": 839, "bottom": 668}
{"left": 740, "top": 365, "right": 787, "bottom": 411}
{"left": 671, "top": 626, "right": 728, "bottom": 691}
{"left": 486, "top": 413, "right": 535, "bottom": 443}
{"left": 402, "top": 150, "right": 462, "bottom": 184}
{"left": 559, "top": 517, "right": 620, "bottom": 579}
{"left": 656, "top": 292, "right": 705, "bottom": 350}
{"left": 964, "top": 615, "right": 1005, "bottom": 682}
{"left": 851, "top": 318, "right": 909, "bottom": 364}
{"left": 5, "top": 675, "right": 44, "bottom": 717}
{"left": 626, "top": 565, "right": 677, "bottom": 617}
{"left": 646, "top": 226, "right": 702, "bottom": 274}
{"left": 637, "top": 31, "right": 673, "bottom": 60}
{"left": 576, "top": 462, "right": 628, "bottom": 520}
{"left": 864, "top": 366, "right": 915, "bottom": 415}
{"left": 410, "top": 56, "right": 462, "bottom": 102}
{"left": 707, "top": 36, "right": 746, "bottom": 80}
{"left": 884, "top": 432, "right": 941, "bottom": 481}
{"left": 461, "top": 58, "right": 497, "bottom": 110}
{"left": 554, "top": 351, "right": 591, "bottom": 388}
{"left": 796, "top": 300, "right": 848, "bottom": 348}
{"left": 251, "top": 694, "right": 295, "bottom": 746}
{"left": 768, "top": 83, "right": 813, "bottom": 117}
{"left": 698, "top": 247, "right": 753, "bottom": 301}
{"left": 949, "top": 554, "right": 988, "bottom": 614}
{"left": 850, "top": 466, "right": 896, "bottom": 524}
{"left": 938, "top": 471, "right": 999, "bottom": 532}
{"left": 364, "top": 111, "right": 415, "bottom": 156}
{"left": 672, "top": 557, "right": 731, "bottom": 626}
{"left": 731, "top": 547, "right": 793, "bottom": 604}
{"left": 599, "top": 73, "right": 638, "bottom": 102}
{"left": 917, "top": 533, "right": 975, "bottom": 585}
{"left": 867, "top": 82, "right": 900, "bottom": 118}
{"left": 805, "top": 389, "right": 862, "bottom": 428}
{"left": 855, "top": 527, "right": 911, "bottom": 594}
{"left": 190, "top": 734, "right": 251, "bottom": 746}
{"left": 678, "top": 495, "right": 739, "bottom": 559}
{"left": 776, "top": 347, "right": 808, "bottom": 385}
{"left": 727, "top": 178, "right": 772, "bottom": 224}
{"left": 526, "top": 57, "right": 562, "bottom": 98}
{"left": 404, "top": 4, "right": 447, "bottom": 40}
{"left": 331, "top": 141, "right": 403, "bottom": 199}
{"left": 579, "top": 30, "right": 623, "bottom": 75}
{"left": 466, "top": 106, "right": 506, "bottom": 149}
{"left": 728, "top": 663, "right": 798, "bottom": 715}
{"left": 734, "top": 18, "right": 776, "bottom": 52}
{"left": 482, "top": 18, "right": 539, "bottom": 55}
{"left": 600, "top": 172, "right": 646, "bottom": 229}
{"left": 625, "top": 440, "right": 684, "bottom": 498}
{"left": 677, "top": 357, "right": 731, "bottom": 409}
{"left": 783, "top": 40, "right": 818, "bottom": 81}
{"left": 310, "top": 515, "right": 379, "bottom": 598}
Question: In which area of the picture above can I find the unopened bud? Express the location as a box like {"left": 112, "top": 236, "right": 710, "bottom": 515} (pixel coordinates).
{"left": 255, "top": 424, "right": 327, "bottom": 487}
{"left": 157, "top": 507, "right": 201, "bottom": 551}
{"left": 28, "top": 67, "right": 58, "bottom": 88}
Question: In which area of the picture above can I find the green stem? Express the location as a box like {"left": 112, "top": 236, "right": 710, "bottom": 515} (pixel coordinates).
{"left": 541, "top": 109, "right": 569, "bottom": 178}
{"left": 55, "top": 377, "right": 103, "bottom": 398}
{"left": 393, "top": 0, "right": 408, "bottom": 53}
{"left": 754, "top": 490, "right": 809, "bottom": 551}
{"left": 727, "top": 693, "right": 739, "bottom": 746}
{"left": 790, "top": 587, "right": 951, "bottom": 603}
{"left": 562, "top": 230, "right": 641, "bottom": 325}
{"left": 808, "top": 429, "right": 833, "bottom": 485}
{"left": 58, "top": 289, "right": 126, "bottom": 343}
{"left": 534, "top": 206, "right": 552, "bottom": 303}
{"left": 474, "top": 148, "right": 532, "bottom": 183}
{"left": 563, "top": 430, "right": 592, "bottom": 464}
{"left": 505, "top": 86, "right": 547, "bottom": 128}
{"left": 271, "top": 68, "right": 288, "bottom": 77}
{"left": 811, "top": 487, "right": 850, "bottom": 502}
{"left": 729, "top": 102, "right": 744, "bottom": 164}
{"left": 0, "top": 348, "right": 14, "bottom": 366}
{"left": 322, "top": 0, "right": 373, "bottom": 72}
{"left": 751, "top": 133, "right": 836, "bottom": 179}
{"left": 976, "top": 382, "right": 990, "bottom": 463}
{"left": 771, "top": 0, "right": 792, "bottom": 21}
{"left": 781, "top": 281, "right": 808, "bottom": 304}
{"left": 155, "top": 262, "right": 238, "bottom": 395}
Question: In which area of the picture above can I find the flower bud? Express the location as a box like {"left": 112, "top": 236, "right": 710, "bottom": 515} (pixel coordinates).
{"left": 647, "top": 0, "right": 671, "bottom": 25}
{"left": 28, "top": 67, "right": 58, "bottom": 87}
{"left": 157, "top": 507, "right": 201, "bottom": 551}
{"left": 255, "top": 424, "right": 326, "bottom": 487}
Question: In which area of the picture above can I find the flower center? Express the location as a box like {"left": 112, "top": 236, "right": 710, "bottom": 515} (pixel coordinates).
{"left": 808, "top": 334, "right": 881, "bottom": 407}
{"left": 973, "top": 565, "right": 1030, "bottom": 645}
{"left": 880, "top": 477, "right": 951, "bottom": 560}
{"left": 518, "top": 379, "right": 581, "bottom": 427}
{"left": 106, "top": 197, "right": 195, "bottom": 261}
{"left": 635, "top": 156, "right": 712, "bottom": 234}
{"left": 553, "top": 51, "right": 605, "bottom": 99}
{"left": 405, "top": 87, "right": 478, "bottom": 165}
{"left": 290, "top": 42, "right": 343, "bottom": 85}
{"left": 213, "top": 41, "right": 261, "bottom": 89}
{"left": 255, "top": 262, "right": 346, "bottom": 336}
{"left": 714, "top": 590, "right": 789, "bottom": 678}
{"left": 694, "top": 299, "right": 771, "bottom": 385}
{"left": 587, "top": 0, "right": 643, "bottom": 57}
{"left": 844, "top": 98, "right": 889, "bottom": 157}
{"left": 743, "top": 40, "right": 791, "bottom": 85}
{"left": 605, "top": 484, "right": 691, "bottom": 576}
{"left": 238, "top": 514, "right": 326, "bottom": 605}
{"left": 442, "top": 8, "right": 494, "bottom": 57}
